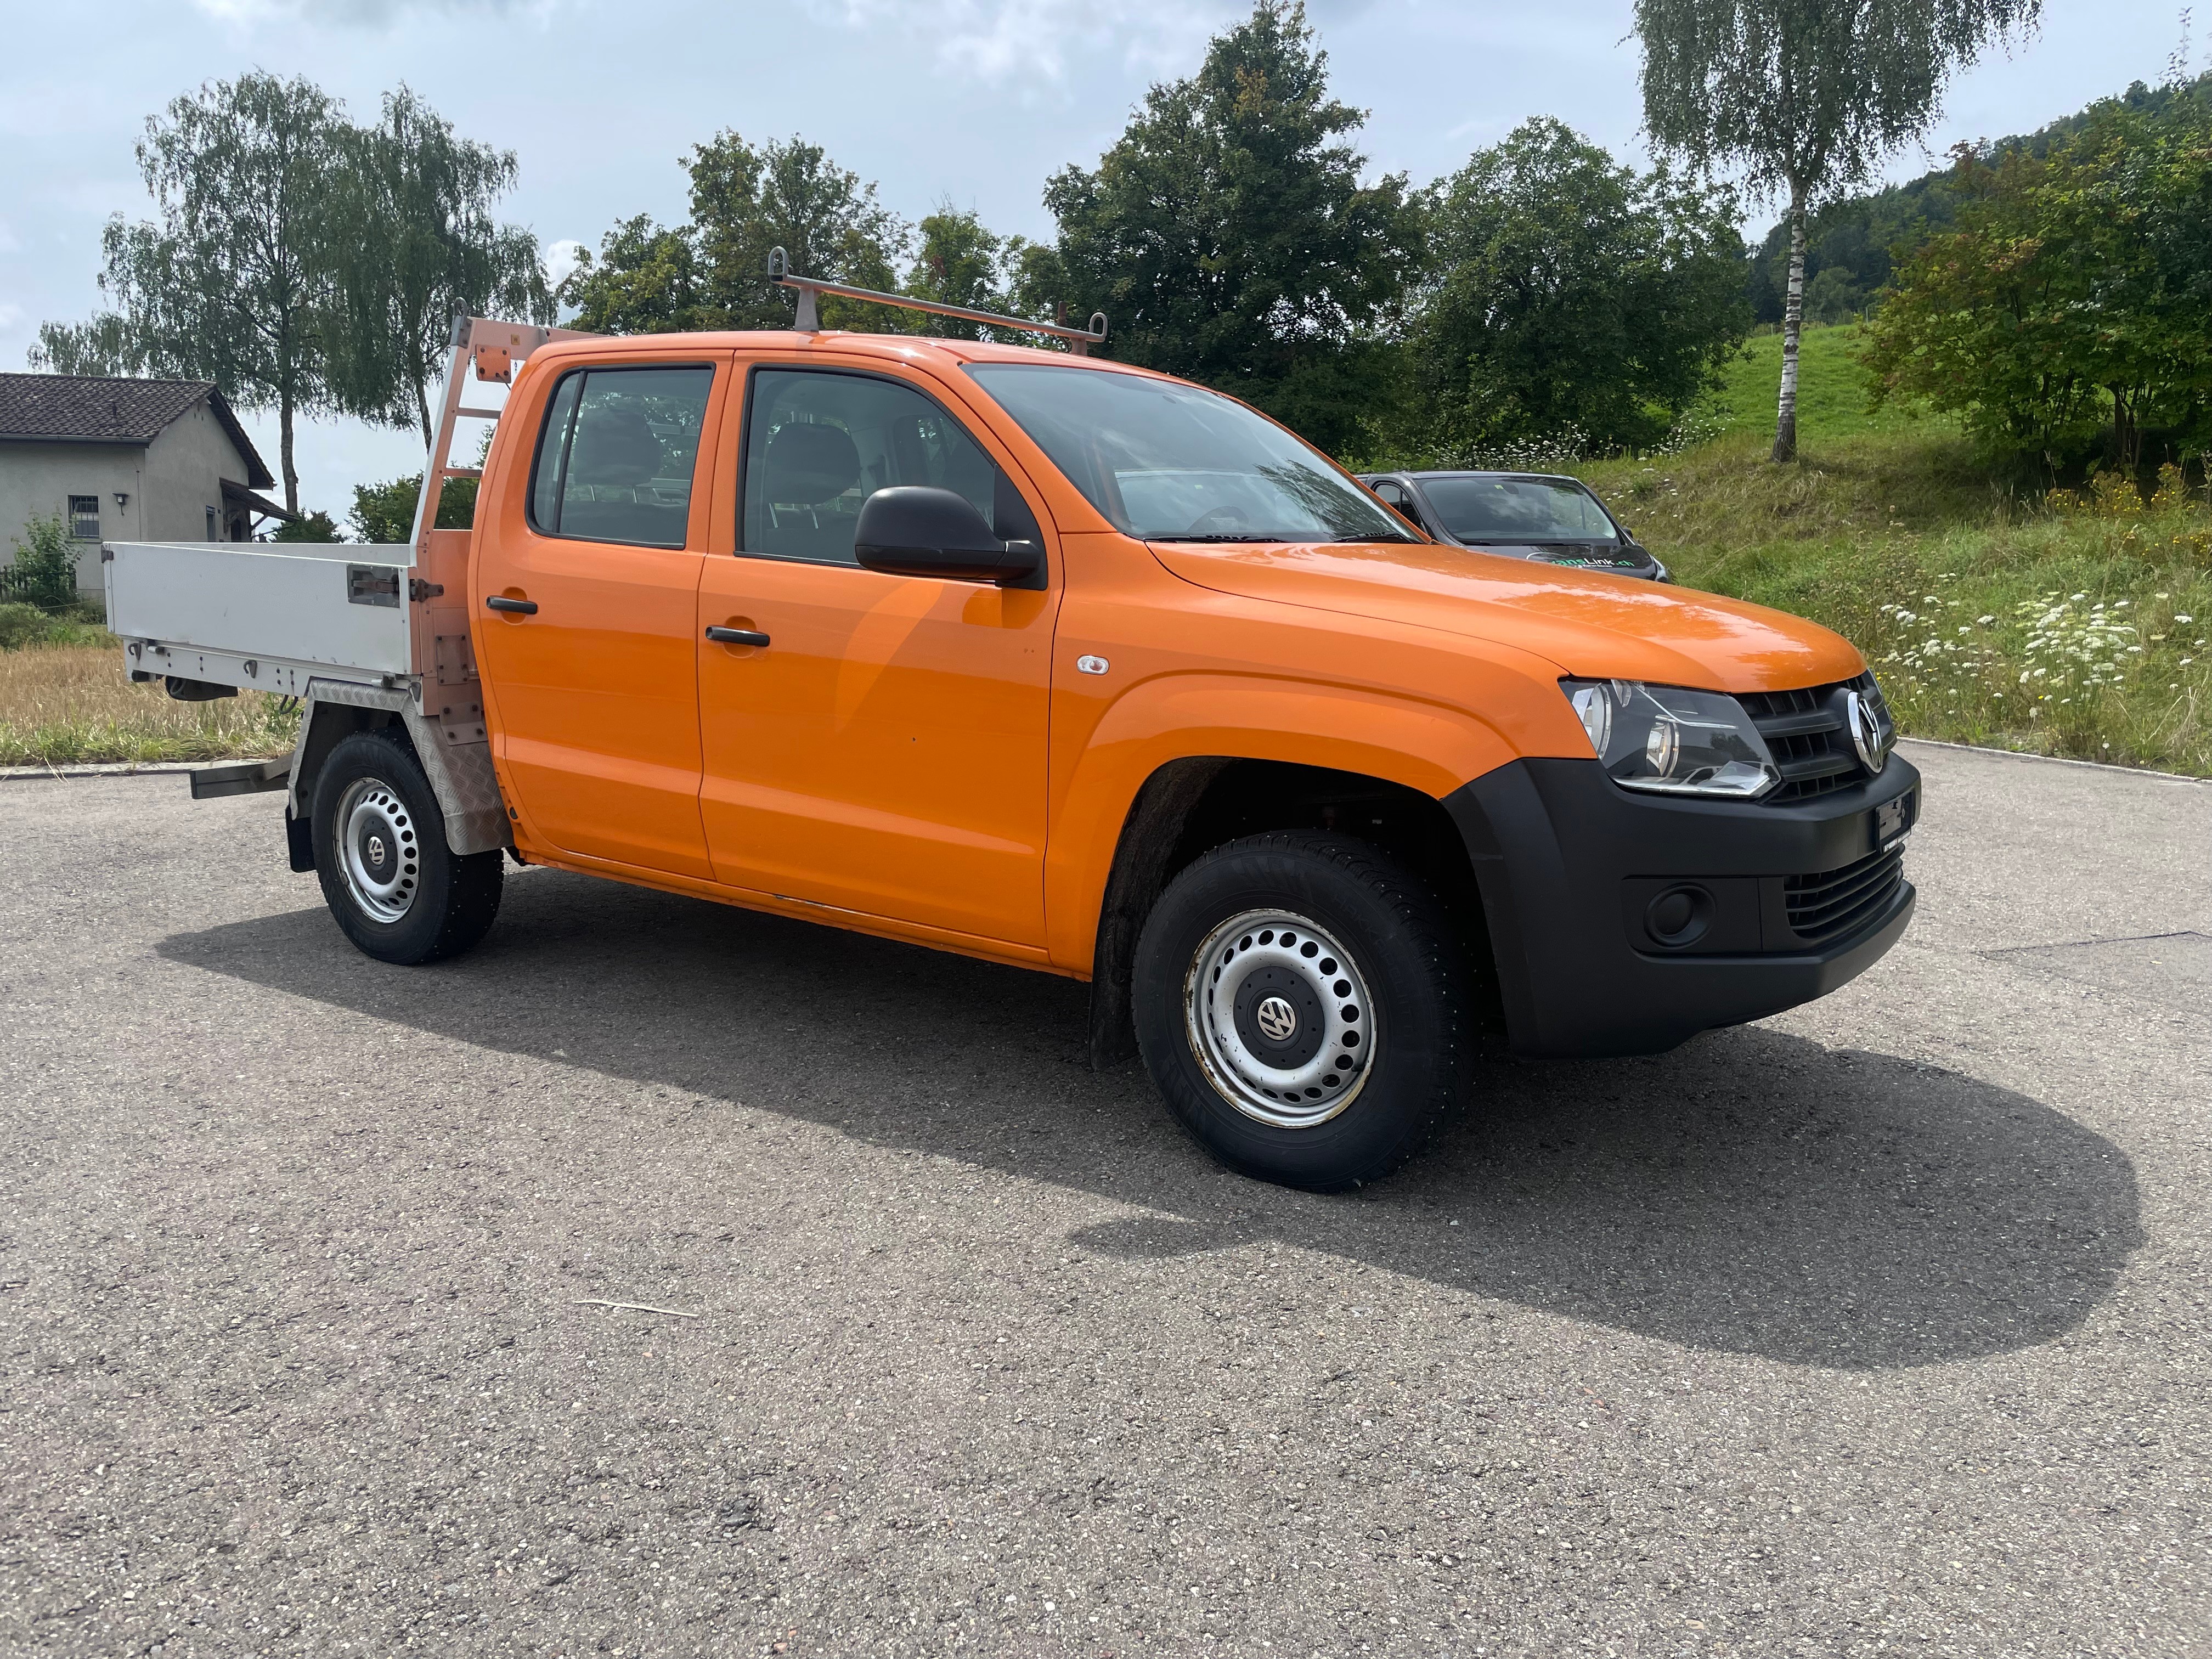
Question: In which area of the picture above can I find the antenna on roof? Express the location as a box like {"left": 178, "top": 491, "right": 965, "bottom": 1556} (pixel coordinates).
{"left": 766, "top": 247, "right": 1108, "bottom": 355}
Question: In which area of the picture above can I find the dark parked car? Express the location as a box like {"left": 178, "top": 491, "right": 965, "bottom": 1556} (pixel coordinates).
{"left": 1356, "top": 470, "right": 1669, "bottom": 583}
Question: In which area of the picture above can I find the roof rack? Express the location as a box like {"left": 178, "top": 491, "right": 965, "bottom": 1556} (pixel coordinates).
{"left": 768, "top": 247, "right": 1108, "bottom": 355}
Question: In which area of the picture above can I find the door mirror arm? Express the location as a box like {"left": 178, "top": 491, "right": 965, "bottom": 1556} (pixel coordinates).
{"left": 854, "top": 486, "right": 1043, "bottom": 586}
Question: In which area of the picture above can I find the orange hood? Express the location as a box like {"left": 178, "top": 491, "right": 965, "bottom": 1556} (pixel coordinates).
{"left": 1149, "top": 538, "right": 1864, "bottom": 693}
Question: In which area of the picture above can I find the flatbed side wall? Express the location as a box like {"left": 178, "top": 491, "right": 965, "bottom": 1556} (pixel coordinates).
{"left": 104, "top": 540, "right": 414, "bottom": 679}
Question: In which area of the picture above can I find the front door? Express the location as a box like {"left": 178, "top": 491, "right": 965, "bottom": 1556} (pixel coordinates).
{"left": 475, "top": 357, "right": 726, "bottom": 878}
{"left": 696, "top": 362, "right": 1060, "bottom": 947}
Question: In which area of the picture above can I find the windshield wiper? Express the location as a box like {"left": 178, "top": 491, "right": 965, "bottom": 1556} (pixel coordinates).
{"left": 1329, "top": 531, "right": 1419, "bottom": 543}
{"left": 1145, "top": 533, "right": 1285, "bottom": 543}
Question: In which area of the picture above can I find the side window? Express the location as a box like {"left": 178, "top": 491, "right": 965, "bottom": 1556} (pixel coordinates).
{"left": 528, "top": 365, "right": 714, "bottom": 549}
{"left": 742, "top": 368, "right": 1017, "bottom": 567}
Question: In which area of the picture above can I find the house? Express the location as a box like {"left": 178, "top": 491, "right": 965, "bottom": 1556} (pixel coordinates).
{"left": 0, "top": 373, "right": 294, "bottom": 594}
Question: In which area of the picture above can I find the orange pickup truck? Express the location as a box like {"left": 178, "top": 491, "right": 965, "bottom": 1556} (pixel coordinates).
{"left": 110, "top": 269, "right": 1917, "bottom": 1190}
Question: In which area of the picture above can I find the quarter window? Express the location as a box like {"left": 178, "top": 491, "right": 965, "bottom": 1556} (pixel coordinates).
{"left": 68, "top": 495, "right": 99, "bottom": 540}
{"left": 528, "top": 365, "right": 714, "bottom": 549}
{"left": 741, "top": 369, "right": 1025, "bottom": 567}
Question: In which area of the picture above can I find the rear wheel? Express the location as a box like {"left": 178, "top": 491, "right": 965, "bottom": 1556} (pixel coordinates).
{"left": 1132, "top": 832, "right": 1468, "bottom": 1191}
{"left": 312, "top": 729, "right": 502, "bottom": 964}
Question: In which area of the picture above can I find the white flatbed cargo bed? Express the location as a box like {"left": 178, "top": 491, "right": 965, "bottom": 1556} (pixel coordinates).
{"left": 104, "top": 539, "right": 417, "bottom": 696}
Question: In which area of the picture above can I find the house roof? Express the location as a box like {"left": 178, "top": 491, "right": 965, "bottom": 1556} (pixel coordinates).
{"left": 0, "top": 373, "right": 275, "bottom": 490}
{"left": 219, "top": 477, "right": 296, "bottom": 523}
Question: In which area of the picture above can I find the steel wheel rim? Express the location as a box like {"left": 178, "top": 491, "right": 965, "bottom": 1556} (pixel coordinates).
{"left": 1184, "top": 907, "right": 1376, "bottom": 1130}
{"left": 335, "top": 775, "right": 420, "bottom": 925}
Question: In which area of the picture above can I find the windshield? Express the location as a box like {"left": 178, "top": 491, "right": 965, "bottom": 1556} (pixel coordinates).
{"left": 1420, "top": 476, "right": 1619, "bottom": 543}
{"left": 965, "top": 364, "right": 1413, "bottom": 543}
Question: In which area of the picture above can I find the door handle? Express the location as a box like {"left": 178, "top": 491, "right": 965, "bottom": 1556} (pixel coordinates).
{"left": 486, "top": 595, "right": 538, "bottom": 614}
{"left": 704, "top": 625, "right": 770, "bottom": 647}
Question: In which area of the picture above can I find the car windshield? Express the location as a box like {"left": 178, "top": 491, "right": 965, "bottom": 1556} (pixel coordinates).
{"left": 965, "top": 364, "right": 1413, "bottom": 543}
{"left": 1420, "top": 476, "right": 1618, "bottom": 542}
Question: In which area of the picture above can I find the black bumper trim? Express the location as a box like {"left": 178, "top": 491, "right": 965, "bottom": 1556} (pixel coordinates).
{"left": 1444, "top": 755, "right": 1920, "bottom": 1058}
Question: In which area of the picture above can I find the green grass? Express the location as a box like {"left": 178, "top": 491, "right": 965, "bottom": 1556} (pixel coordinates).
{"left": 1687, "top": 322, "right": 1952, "bottom": 445}
{"left": 1576, "top": 431, "right": 2212, "bottom": 775}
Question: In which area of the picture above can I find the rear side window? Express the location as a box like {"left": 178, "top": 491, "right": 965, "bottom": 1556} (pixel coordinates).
{"left": 741, "top": 368, "right": 1015, "bottom": 567}
{"left": 528, "top": 365, "right": 714, "bottom": 549}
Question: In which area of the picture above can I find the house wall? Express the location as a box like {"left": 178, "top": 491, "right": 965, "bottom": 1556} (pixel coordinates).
{"left": 0, "top": 441, "right": 145, "bottom": 592}
{"left": 0, "top": 400, "right": 263, "bottom": 591}
{"left": 142, "top": 403, "right": 260, "bottom": 543}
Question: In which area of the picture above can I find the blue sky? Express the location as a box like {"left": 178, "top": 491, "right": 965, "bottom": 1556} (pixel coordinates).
{"left": 0, "top": 0, "right": 2185, "bottom": 518}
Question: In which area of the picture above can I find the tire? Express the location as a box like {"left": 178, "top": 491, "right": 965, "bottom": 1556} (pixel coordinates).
{"left": 1132, "top": 832, "right": 1469, "bottom": 1192}
{"left": 312, "top": 728, "right": 503, "bottom": 965}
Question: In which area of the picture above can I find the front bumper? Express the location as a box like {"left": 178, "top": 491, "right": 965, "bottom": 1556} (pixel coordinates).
{"left": 1443, "top": 755, "right": 1920, "bottom": 1058}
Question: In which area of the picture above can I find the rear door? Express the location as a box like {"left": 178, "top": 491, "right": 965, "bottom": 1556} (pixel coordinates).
{"left": 694, "top": 360, "right": 1061, "bottom": 947}
{"left": 475, "top": 356, "right": 727, "bottom": 878}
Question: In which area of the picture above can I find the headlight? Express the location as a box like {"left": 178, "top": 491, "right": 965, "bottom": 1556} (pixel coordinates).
{"left": 1562, "top": 679, "right": 1779, "bottom": 799}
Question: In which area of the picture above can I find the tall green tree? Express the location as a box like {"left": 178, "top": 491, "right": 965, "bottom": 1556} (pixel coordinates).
{"left": 1042, "top": 1, "right": 1420, "bottom": 454}
{"left": 561, "top": 134, "right": 907, "bottom": 333}
{"left": 1406, "top": 118, "right": 1750, "bottom": 458}
{"left": 904, "top": 206, "right": 1009, "bottom": 338}
{"left": 1863, "top": 98, "right": 2212, "bottom": 471}
{"left": 896, "top": 206, "right": 1063, "bottom": 341}
{"left": 1635, "top": 0, "right": 2042, "bottom": 462}
{"left": 325, "top": 87, "right": 555, "bottom": 447}
{"left": 31, "top": 72, "right": 346, "bottom": 512}
{"left": 555, "top": 214, "right": 702, "bottom": 336}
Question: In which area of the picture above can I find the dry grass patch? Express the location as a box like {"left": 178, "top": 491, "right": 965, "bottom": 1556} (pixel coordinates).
{"left": 0, "top": 641, "right": 299, "bottom": 766}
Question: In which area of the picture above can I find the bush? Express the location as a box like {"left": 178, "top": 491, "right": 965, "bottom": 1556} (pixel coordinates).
{"left": 0, "top": 602, "right": 57, "bottom": 649}
{"left": 272, "top": 509, "right": 344, "bottom": 543}
{"left": 4, "top": 513, "right": 80, "bottom": 610}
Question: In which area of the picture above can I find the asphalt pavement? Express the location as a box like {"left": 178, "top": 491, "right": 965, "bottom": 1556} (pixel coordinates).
{"left": 2, "top": 740, "right": 2207, "bottom": 1658}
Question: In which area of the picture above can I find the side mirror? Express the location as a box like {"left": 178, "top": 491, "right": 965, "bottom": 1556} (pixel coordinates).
{"left": 854, "top": 486, "right": 1041, "bottom": 585}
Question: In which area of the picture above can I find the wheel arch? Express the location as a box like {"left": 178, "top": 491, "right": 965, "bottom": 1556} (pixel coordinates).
{"left": 285, "top": 681, "right": 511, "bottom": 870}
{"left": 1077, "top": 752, "right": 1499, "bottom": 1069}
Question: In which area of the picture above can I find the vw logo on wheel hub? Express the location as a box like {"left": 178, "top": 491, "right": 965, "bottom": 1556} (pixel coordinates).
{"left": 366, "top": 834, "right": 388, "bottom": 870}
{"left": 1254, "top": 994, "right": 1298, "bottom": 1043}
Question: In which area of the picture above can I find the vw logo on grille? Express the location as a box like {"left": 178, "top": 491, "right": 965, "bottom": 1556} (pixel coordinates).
{"left": 1255, "top": 995, "right": 1298, "bottom": 1043}
{"left": 1846, "top": 690, "right": 1892, "bottom": 774}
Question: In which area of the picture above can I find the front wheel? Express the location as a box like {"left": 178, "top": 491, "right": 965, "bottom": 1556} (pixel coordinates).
{"left": 1132, "top": 832, "right": 1469, "bottom": 1191}
{"left": 312, "top": 728, "right": 503, "bottom": 964}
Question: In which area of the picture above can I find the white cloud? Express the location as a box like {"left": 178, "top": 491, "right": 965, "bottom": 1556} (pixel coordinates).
{"left": 814, "top": 0, "right": 1233, "bottom": 86}
{"left": 541, "top": 237, "right": 586, "bottom": 290}
{"left": 188, "top": 0, "right": 539, "bottom": 23}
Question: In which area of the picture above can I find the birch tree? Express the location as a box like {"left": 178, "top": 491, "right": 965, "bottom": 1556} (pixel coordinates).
{"left": 324, "top": 87, "right": 554, "bottom": 447}
{"left": 1634, "top": 0, "right": 2041, "bottom": 461}
{"left": 32, "top": 73, "right": 345, "bottom": 512}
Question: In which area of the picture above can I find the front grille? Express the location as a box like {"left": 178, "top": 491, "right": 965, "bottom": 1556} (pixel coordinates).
{"left": 1741, "top": 672, "right": 1888, "bottom": 802}
{"left": 1784, "top": 843, "right": 1906, "bottom": 944}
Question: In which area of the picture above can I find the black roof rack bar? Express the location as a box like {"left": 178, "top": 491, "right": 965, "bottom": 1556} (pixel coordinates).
{"left": 768, "top": 247, "right": 1108, "bottom": 354}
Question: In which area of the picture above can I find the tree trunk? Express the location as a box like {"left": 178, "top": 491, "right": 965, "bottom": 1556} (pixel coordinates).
{"left": 416, "top": 375, "right": 435, "bottom": 452}
{"left": 279, "top": 382, "right": 300, "bottom": 516}
{"left": 1772, "top": 185, "right": 1807, "bottom": 464}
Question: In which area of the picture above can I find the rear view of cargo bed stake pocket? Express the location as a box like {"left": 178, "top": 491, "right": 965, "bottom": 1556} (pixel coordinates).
{"left": 347, "top": 565, "right": 402, "bottom": 608}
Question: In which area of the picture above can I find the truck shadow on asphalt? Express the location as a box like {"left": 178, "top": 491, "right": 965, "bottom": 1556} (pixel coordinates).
{"left": 158, "top": 867, "right": 2143, "bottom": 1373}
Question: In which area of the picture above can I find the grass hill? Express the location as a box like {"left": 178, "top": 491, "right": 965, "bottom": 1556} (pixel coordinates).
{"left": 1572, "top": 330, "right": 2211, "bottom": 776}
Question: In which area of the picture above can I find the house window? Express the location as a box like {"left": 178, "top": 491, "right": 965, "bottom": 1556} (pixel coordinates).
{"left": 68, "top": 495, "right": 99, "bottom": 540}
{"left": 206, "top": 506, "right": 218, "bottom": 540}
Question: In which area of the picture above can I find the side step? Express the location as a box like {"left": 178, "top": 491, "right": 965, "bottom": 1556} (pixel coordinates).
{"left": 189, "top": 757, "right": 291, "bottom": 800}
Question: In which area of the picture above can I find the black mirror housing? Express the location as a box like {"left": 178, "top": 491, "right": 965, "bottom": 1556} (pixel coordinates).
{"left": 854, "top": 486, "right": 1042, "bottom": 585}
